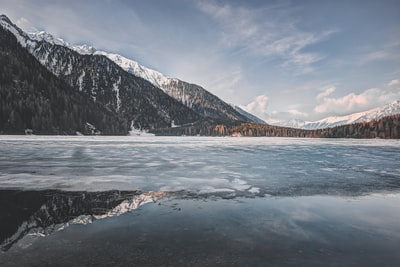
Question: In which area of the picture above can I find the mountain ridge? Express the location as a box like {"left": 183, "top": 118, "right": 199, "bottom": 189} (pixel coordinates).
{"left": 232, "top": 105, "right": 267, "bottom": 124}
{"left": 96, "top": 52, "right": 260, "bottom": 122}
{"left": 0, "top": 15, "right": 201, "bottom": 132}
{"left": 0, "top": 24, "right": 129, "bottom": 134}
{"left": 1, "top": 15, "right": 262, "bottom": 124}
{"left": 275, "top": 100, "right": 400, "bottom": 130}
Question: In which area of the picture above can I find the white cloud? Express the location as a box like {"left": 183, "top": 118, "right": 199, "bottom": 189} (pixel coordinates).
{"left": 197, "top": 1, "right": 336, "bottom": 73}
{"left": 316, "top": 86, "right": 335, "bottom": 101}
{"left": 314, "top": 91, "right": 371, "bottom": 113}
{"left": 314, "top": 79, "right": 400, "bottom": 114}
{"left": 242, "top": 95, "right": 269, "bottom": 117}
{"left": 388, "top": 79, "right": 399, "bottom": 86}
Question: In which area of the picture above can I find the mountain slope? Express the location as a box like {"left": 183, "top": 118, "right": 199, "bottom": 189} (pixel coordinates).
{"left": 1, "top": 14, "right": 264, "bottom": 124}
{"left": 92, "top": 51, "right": 259, "bottom": 122}
{"left": 232, "top": 105, "right": 267, "bottom": 124}
{"left": 0, "top": 25, "right": 128, "bottom": 134}
{"left": 275, "top": 100, "right": 400, "bottom": 130}
{"left": 0, "top": 15, "right": 200, "bottom": 130}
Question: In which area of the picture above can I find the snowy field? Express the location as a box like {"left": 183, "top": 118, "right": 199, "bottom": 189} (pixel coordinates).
{"left": 1, "top": 136, "right": 400, "bottom": 266}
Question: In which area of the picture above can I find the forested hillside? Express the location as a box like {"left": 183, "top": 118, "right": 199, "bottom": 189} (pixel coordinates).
{"left": 0, "top": 26, "right": 128, "bottom": 135}
{"left": 1, "top": 15, "right": 201, "bottom": 133}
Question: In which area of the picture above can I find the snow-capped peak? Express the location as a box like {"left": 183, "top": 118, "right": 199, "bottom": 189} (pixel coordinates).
{"left": 0, "top": 15, "right": 96, "bottom": 56}
{"left": 27, "top": 31, "right": 68, "bottom": 46}
{"left": 0, "top": 15, "right": 33, "bottom": 48}
{"left": 27, "top": 31, "right": 97, "bottom": 55}
{"left": 1, "top": 14, "right": 169, "bottom": 90}
{"left": 71, "top": 44, "right": 96, "bottom": 55}
{"left": 94, "top": 51, "right": 169, "bottom": 89}
{"left": 275, "top": 100, "right": 400, "bottom": 129}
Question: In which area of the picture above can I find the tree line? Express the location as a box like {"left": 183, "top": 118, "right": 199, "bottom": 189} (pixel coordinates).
{"left": 151, "top": 115, "right": 400, "bottom": 139}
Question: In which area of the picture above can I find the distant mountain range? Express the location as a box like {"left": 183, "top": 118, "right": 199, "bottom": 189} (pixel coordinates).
{"left": 274, "top": 100, "right": 400, "bottom": 130}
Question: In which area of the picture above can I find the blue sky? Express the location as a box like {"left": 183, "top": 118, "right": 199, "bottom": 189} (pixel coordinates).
{"left": 2, "top": 0, "right": 400, "bottom": 122}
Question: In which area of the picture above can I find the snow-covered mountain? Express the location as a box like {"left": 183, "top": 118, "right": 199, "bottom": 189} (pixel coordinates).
{"left": 28, "top": 31, "right": 95, "bottom": 54}
{"left": 1, "top": 14, "right": 201, "bottom": 132}
{"left": 96, "top": 52, "right": 259, "bottom": 122}
{"left": 276, "top": 118, "right": 307, "bottom": 129}
{"left": 275, "top": 100, "right": 400, "bottom": 129}
{"left": 0, "top": 16, "right": 96, "bottom": 55}
{"left": 1, "top": 14, "right": 262, "bottom": 123}
{"left": 95, "top": 52, "right": 169, "bottom": 89}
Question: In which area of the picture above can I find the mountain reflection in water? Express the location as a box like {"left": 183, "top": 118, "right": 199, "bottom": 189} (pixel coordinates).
{"left": 0, "top": 190, "right": 166, "bottom": 251}
{"left": 1, "top": 190, "right": 400, "bottom": 266}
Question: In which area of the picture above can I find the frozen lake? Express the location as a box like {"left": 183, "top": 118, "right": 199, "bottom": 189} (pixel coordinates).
{"left": 0, "top": 136, "right": 399, "bottom": 195}
{"left": 1, "top": 136, "right": 400, "bottom": 266}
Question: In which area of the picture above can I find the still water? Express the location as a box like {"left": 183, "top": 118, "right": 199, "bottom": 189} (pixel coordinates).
{"left": 0, "top": 136, "right": 399, "bottom": 266}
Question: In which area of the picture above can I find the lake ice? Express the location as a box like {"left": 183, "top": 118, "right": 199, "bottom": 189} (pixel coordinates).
{"left": 0, "top": 136, "right": 399, "bottom": 195}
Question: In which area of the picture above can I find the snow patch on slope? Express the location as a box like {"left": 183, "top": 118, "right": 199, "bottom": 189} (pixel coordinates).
{"left": 113, "top": 76, "right": 122, "bottom": 111}
{"left": 94, "top": 51, "right": 169, "bottom": 89}
{"left": 78, "top": 71, "right": 85, "bottom": 91}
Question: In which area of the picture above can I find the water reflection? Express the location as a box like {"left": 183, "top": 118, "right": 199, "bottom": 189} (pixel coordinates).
{"left": 0, "top": 190, "right": 147, "bottom": 251}
{"left": 1, "top": 190, "right": 400, "bottom": 266}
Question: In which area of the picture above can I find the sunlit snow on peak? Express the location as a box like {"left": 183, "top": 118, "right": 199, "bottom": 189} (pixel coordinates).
{"left": 276, "top": 99, "right": 400, "bottom": 130}
{"left": 94, "top": 51, "right": 169, "bottom": 89}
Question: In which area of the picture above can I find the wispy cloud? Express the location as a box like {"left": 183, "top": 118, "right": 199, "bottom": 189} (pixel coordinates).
{"left": 358, "top": 50, "right": 396, "bottom": 65}
{"left": 197, "top": 1, "right": 336, "bottom": 73}
{"left": 208, "top": 67, "right": 244, "bottom": 96}
{"left": 346, "top": 41, "right": 400, "bottom": 67}
{"left": 15, "top": 17, "right": 38, "bottom": 32}
{"left": 316, "top": 86, "right": 335, "bottom": 101}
